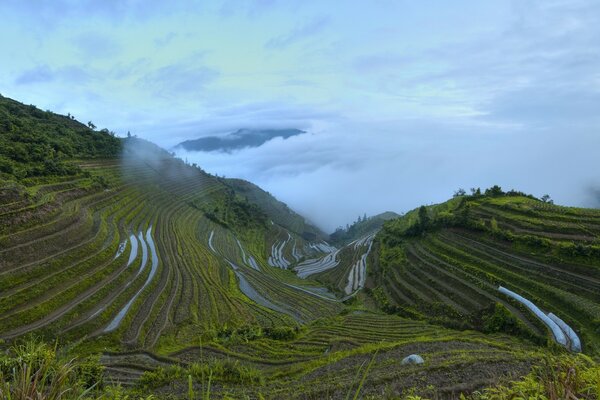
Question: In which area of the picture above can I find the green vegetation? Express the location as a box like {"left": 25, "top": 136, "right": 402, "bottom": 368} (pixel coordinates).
{"left": 0, "top": 338, "right": 104, "bottom": 399}
{"left": 1, "top": 97, "right": 599, "bottom": 398}
{"left": 470, "top": 355, "right": 600, "bottom": 400}
{"left": 372, "top": 186, "right": 600, "bottom": 355}
{"left": 330, "top": 211, "right": 399, "bottom": 246}
{"left": 192, "top": 187, "right": 268, "bottom": 232}
{"left": 0, "top": 95, "right": 121, "bottom": 182}
{"left": 223, "top": 178, "right": 326, "bottom": 240}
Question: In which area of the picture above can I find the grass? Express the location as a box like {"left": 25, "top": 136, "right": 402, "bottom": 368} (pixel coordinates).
{"left": 469, "top": 354, "right": 600, "bottom": 400}
{"left": 0, "top": 338, "right": 102, "bottom": 400}
{"left": 372, "top": 190, "right": 600, "bottom": 355}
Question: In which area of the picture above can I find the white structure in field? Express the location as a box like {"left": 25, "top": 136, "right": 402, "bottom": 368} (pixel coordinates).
{"left": 498, "top": 286, "right": 580, "bottom": 352}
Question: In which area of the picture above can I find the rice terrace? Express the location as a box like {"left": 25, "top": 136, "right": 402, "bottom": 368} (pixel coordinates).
{"left": 1, "top": 1, "right": 600, "bottom": 399}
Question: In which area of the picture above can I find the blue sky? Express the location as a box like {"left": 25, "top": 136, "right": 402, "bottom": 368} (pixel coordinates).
{"left": 2, "top": 0, "right": 600, "bottom": 230}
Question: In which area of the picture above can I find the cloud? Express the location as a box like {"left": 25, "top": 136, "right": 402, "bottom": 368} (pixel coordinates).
{"left": 14, "top": 65, "right": 54, "bottom": 85}
{"left": 175, "top": 116, "right": 600, "bottom": 232}
{"left": 265, "top": 16, "right": 330, "bottom": 49}
{"left": 15, "top": 65, "right": 91, "bottom": 85}
{"left": 154, "top": 32, "right": 178, "bottom": 47}
{"left": 587, "top": 186, "right": 600, "bottom": 208}
{"left": 353, "top": 54, "right": 411, "bottom": 74}
{"left": 136, "top": 63, "right": 219, "bottom": 98}
{"left": 4, "top": 0, "right": 600, "bottom": 231}
{"left": 218, "top": 0, "right": 291, "bottom": 19}
{"left": 0, "top": 0, "right": 187, "bottom": 26}
{"left": 176, "top": 128, "right": 306, "bottom": 153}
{"left": 134, "top": 100, "right": 341, "bottom": 148}
{"left": 483, "top": 84, "right": 600, "bottom": 127}
{"left": 72, "top": 32, "right": 121, "bottom": 59}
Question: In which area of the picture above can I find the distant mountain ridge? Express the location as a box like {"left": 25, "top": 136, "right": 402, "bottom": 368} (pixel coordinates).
{"left": 329, "top": 211, "right": 400, "bottom": 246}
{"left": 175, "top": 128, "right": 305, "bottom": 152}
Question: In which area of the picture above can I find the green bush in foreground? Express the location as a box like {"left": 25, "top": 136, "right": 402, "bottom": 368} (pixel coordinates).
{"left": 0, "top": 338, "right": 103, "bottom": 400}
{"left": 469, "top": 355, "right": 600, "bottom": 400}
{"left": 138, "top": 359, "right": 264, "bottom": 390}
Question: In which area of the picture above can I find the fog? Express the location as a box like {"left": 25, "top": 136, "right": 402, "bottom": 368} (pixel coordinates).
{"left": 175, "top": 119, "right": 600, "bottom": 232}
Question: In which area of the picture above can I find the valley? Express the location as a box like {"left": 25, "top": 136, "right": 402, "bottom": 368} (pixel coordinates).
{"left": 1, "top": 96, "right": 599, "bottom": 399}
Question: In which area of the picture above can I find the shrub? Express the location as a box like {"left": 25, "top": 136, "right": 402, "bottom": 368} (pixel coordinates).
{"left": 470, "top": 355, "right": 600, "bottom": 399}
{"left": 0, "top": 338, "right": 104, "bottom": 400}
{"left": 264, "top": 326, "right": 298, "bottom": 341}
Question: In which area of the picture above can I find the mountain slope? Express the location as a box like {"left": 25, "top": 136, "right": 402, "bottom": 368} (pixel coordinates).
{"left": 370, "top": 189, "right": 600, "bottom": 355}
{"left": 223, "top": 177, "right": 326, "bottom": 240}
{"left": 1, "top": 97, "right": 598, "bottom": 398}
{"left": 0, "top": 94, "right": 121, "bottom": 182}
{"left": 329, "top": 211, "right": 400, "bottom": 246}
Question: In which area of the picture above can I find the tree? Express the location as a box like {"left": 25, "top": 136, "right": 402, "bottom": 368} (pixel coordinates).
{"left": 490, "top": 217, "right": 498, "bottom": 231}
{"left": 485, "top": 185, "right": 504, "bottom": 197}
{"left": 470, "top": 187, "right": 481, "bottom": 196}
{"left": 87, "top": 121, "right": 96, "bottom": 130}
{"left": 454, "top": 188, "right": 466, "bottom": 197}
{"left": 541, "top": 194, "right": 552, "bottom": 203}
{"left": 127, "top": 131, "right": 132, "bottom": 138}
{"left": 418, "top": 206, "right": 430, "bottom": 230}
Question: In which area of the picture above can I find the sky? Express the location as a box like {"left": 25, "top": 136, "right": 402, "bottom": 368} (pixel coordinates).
{"left": 1, "top": 0, "right": 599, "bottom": 231}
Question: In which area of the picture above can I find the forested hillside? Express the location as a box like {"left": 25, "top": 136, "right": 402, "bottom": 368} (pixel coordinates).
{"left": 0, "top": 94, "right": 121, "bottom": 182}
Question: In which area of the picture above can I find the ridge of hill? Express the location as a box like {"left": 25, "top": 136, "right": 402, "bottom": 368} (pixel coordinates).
{"left": 370, "top": 188, "right": 600, "bottom": 355}
{"left": 329, "top": 211, "right": 400, "bottom": 247}
{"left": 0, "top": 94, "right": 121, "bottom": 183}
{"left": 175, "top": 128, "right": 305, "bottom": 152}
{"left": 222, "top": 177, "right": 326, "bottom": 241}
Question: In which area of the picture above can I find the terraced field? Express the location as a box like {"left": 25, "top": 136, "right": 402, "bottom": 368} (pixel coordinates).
{"left": 1, "top": 141, "right": 556, "bottom": 398}
{"left": 372, "top": 194, "right": 600, "bottom": 356}
{"left": 2, "top": 98, "right": 599, "bottom": 398}
{"left": 0, "top": 140, "right": 341, "bottom": 347}
{"left": 102, "top": 312, "right": 547, "bottom": 399}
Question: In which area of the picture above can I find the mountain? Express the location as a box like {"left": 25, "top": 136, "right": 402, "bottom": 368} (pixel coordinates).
{"left": 1, "top": 97, "right": 599, "bottom": 398}
{"left": 371, "top": 190, "right": 600, "bottom": 353}
{"left": 222, "top": 177, "right": 326, "bottom": 240}
{"left": 175, "top": 128, "right": 305, "bottom": 152}
{"left": 0, "top": 94, "right": 121, "bottom": 182}
{"left": 329, "top": 211, "right": 400, "bottom": 246}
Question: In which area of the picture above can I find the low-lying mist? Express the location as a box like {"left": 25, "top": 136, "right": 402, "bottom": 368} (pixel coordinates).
{"left": 174, "top": 120, "right": 600, "bottom": 232}
{"left": 121, "top": 137, "right": 201, "bottom": 185}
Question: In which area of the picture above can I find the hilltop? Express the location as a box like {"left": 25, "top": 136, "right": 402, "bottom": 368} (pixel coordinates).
{"left": 370, "top": 187, "right": 600, "bottom": 354}
{"left": 1, "top": 97, "right": 599, "bottom": 399}
{"left": 0, "top": 94, "right": 121, "bottom": 183}
{"left": 222, "top": 177, "right": 326, "bottom": 240}
{"left": 329, "top": 211, "right": 400, "bottom": 247}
